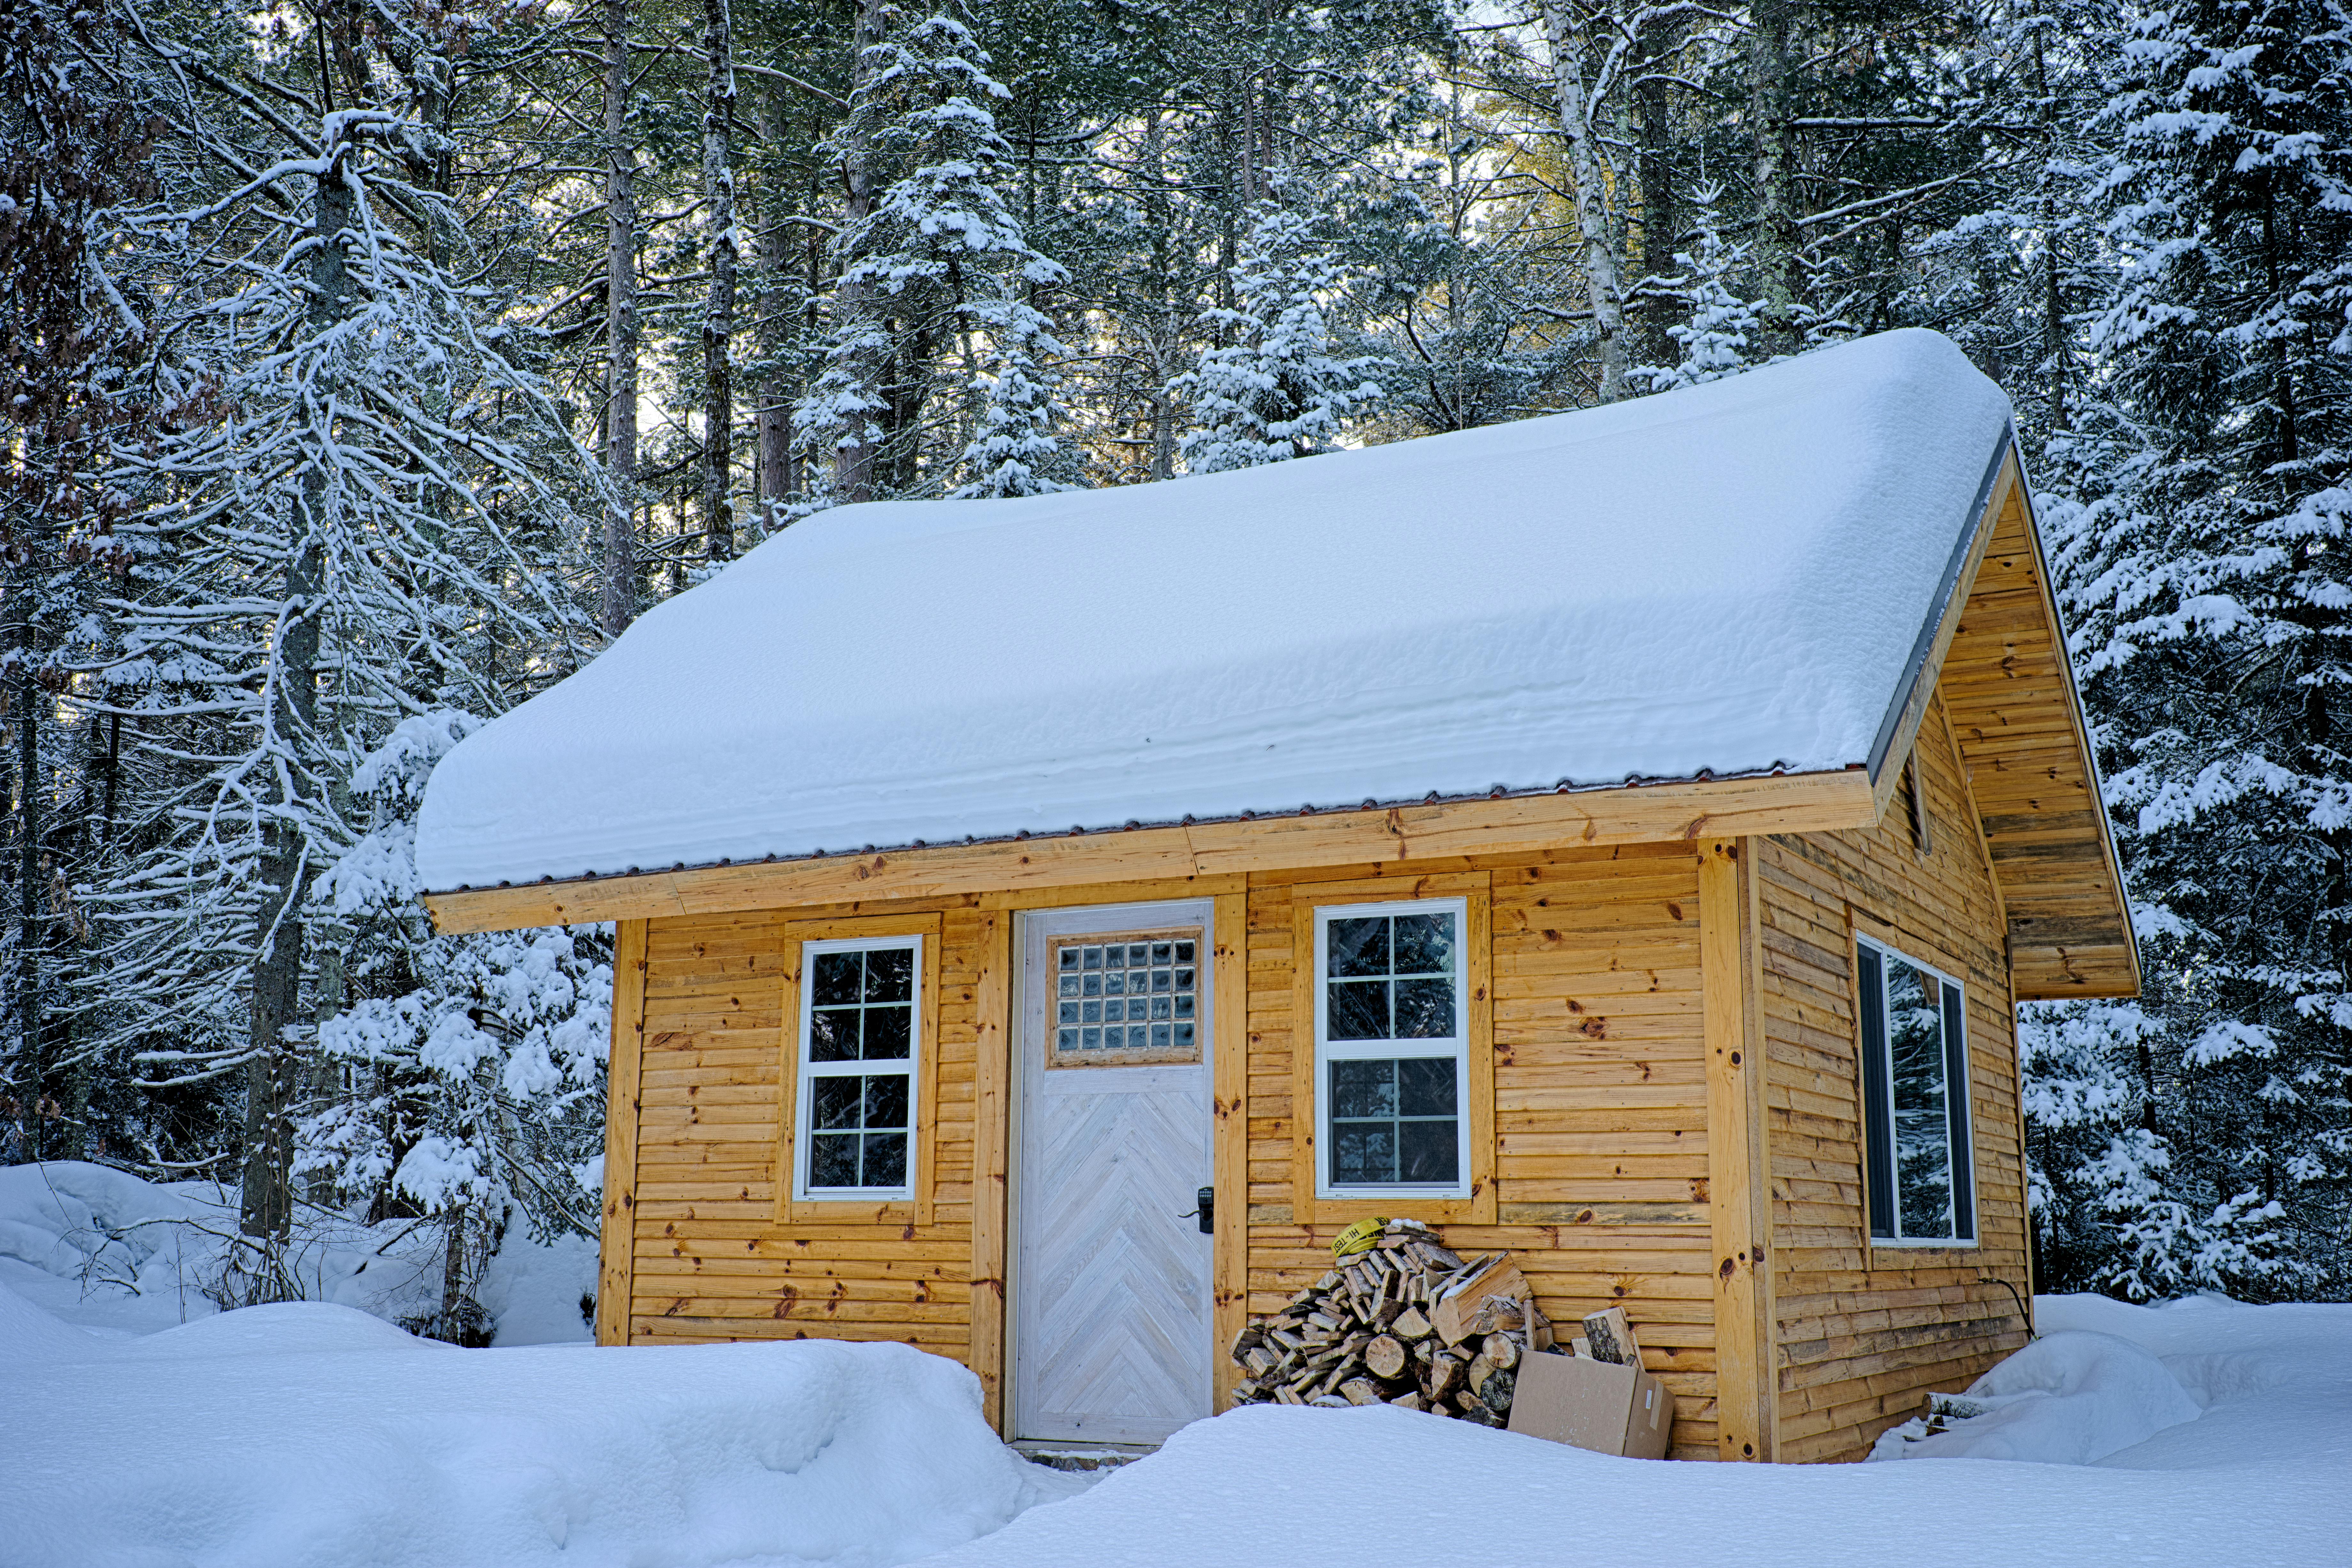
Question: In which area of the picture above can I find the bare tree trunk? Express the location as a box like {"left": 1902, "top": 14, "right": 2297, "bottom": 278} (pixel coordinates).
{"left": 2032, "top": 32, "right": 2067, "bottom": 432}
{"left": 831, "top": 0, "right": 886, "bottom": 504}
{"left": 244, "top": 140, "right": 349, "bottom": 1244}
{"left": 1539, "top": 0, "right": 1629, "bottom": 402}
{"left": 755, "top": 91, "right": 795, "bottom": 525}
{"left": 700, "top": 0, "right": 738, "bottom": 561}
{"left": 12, "top": 600, "right": 41, "bottom": 1161}
{"left": 1633, "top": 12, "right": 1684, "bottom": 368}
{"left": 601, "top": 0, "right": 638, "bottom": 635}
{"left": 1747, "top": 0, "right": 1801, "bottom": 355}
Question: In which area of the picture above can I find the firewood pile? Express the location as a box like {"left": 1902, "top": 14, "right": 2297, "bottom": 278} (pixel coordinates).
{"left": 1228, "top": 1220, "right": 1549, "bottom": 1425}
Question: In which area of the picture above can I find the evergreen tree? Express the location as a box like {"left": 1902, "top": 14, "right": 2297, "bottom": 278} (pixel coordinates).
{"left": 1631, "top": 185, "right": 1766, "bottom": 392}
{"left": 795, "top": 12, "right": 1071, "bottom": 505}
{"left": 298, "top": 712, "right": 610, "bottom": 1343}
{"left": 2031, "top": 0, "right": 2352, "bottom": 1299}
{"left": 1171, "top": 194, "right": 1384, "bottom": 473}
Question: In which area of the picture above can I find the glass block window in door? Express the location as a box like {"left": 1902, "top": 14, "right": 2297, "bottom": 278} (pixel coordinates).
{"left": 797, "top": 937, "right": 919, "bottom": 1197}
{"left": 1046, "top": 930, "right": 1201, "bottom": 1067}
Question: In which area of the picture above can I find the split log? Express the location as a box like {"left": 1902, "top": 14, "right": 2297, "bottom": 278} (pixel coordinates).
{"left": 1581, "top": 1305, "right": 1644, "bottom": 1368}
{"left": 1340, "top": 1378, "right": 1384, "bottom": 1406}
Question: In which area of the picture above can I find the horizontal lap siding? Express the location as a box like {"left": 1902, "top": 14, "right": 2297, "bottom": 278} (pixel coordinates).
{"left": 1765, "top": 696, "right": 2033, "bottom": 1463}
{"left": 1243, "top": 846, "right": 1719, "bottom": 1460}
{"left": 626, "top": 908, "right": 980, "bottom": 1358}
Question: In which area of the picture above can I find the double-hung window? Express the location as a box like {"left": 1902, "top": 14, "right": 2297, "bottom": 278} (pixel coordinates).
{"left": 795, "top": 935, "right": 920, "bottom": 1199}
{"left": 1315, "top": 899, "right": 1471, "bottom": 1198}
{"left": 1856, "top": 934, "right": 1975, "bottom": 1244}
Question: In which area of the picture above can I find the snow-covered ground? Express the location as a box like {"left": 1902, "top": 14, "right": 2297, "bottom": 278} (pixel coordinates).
{"left": 4, "top": 1159, "right": 2339, "bottom": 1568}
{"left": 922, "top": 1295, "right": 2346, "bottom": 1568}
{"left": 0, "top": 1160, "right": 597, "bottom": 1346}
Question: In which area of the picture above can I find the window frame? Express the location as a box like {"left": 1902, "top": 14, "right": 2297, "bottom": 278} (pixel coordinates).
{"left": 1314, "top": 896, "right": 1473, "bottom": 1200}
{"left": 777, "top": 915, "right": 941, "bottom": 1225}
{"left": 1855, "top": 931, "right": 1978, "bottom": 1248}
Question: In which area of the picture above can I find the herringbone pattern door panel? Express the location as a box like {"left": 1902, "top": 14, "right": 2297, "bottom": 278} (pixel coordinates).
{"left": 1014, "top": 905, "right": 1214, "bottom": 1446}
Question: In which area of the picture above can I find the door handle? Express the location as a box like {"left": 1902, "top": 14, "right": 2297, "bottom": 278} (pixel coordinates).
{"left": 1178, "top": 1186, "right": 1214, "bottom": 1234}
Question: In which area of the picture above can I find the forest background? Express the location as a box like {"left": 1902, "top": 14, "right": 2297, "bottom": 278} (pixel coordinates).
{"left": 2, "top": 0, "right": 2347, "bottom": 1338}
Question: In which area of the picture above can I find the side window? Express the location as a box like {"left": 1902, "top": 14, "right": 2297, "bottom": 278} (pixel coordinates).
{"left": 1857, "top": 935, "right": 1975, "bottom": 1243}
{"left": 796, "top": 936, "right": 919, "bottom": 1198}
{"left": 1316, "top": 900, "right": 1470, "bottom": 1197}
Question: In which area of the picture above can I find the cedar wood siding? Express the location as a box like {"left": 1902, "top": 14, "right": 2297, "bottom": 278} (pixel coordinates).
{"left": 606, "top": 773, "right": 2030, "bottom": 1467}
{"left": 1764, "top": 691, "right": 2034, "bottom": 1463}
{"left": 623, "top": 905, "right": 988, "bottom": 1354}
{"left": 1242, "top": 847, "right": 1719, "bottom": 1461}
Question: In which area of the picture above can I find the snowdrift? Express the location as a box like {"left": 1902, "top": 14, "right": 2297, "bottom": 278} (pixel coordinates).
{"left": 0, "top": 1159, "right": 594, "bottom": 1346}
{"left": 920, "top": 1295, "right": 2350, "bottom": 1568}
{"left": 0, "top": 1282, "right": 1080, "bottom": 1568}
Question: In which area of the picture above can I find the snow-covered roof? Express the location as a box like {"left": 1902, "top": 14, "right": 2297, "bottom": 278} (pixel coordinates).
{"left": 416, "top": 328, "right": 2014, "bottom": 894}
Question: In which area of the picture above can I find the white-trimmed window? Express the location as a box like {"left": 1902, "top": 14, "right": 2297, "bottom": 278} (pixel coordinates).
{"left": 795, "top": 935, "right": 920, "bottom": 1198}
{"left": 1315, "top": 899, "right": 1470, "bottom": 1198}
{"left": 1856, "top": 934, "right": 1975, "bottom": 1244}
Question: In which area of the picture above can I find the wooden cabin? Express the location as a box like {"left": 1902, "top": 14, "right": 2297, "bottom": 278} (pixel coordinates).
{"left": 417, "top": 329, "right": 2137, "bottom": 1463}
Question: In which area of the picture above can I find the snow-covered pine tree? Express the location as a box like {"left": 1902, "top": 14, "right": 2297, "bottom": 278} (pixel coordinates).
{"left": 94, "top": 103, "right": 597, "bottom": 1279}
{"left": 1171, "top": 191, "right": 1384, "bottom": 472}
{"left": 1630, "top": 184, "right": 1765, "bottom": 392}
{"left": 2031, "top": 0, "right": 2352, "bottom": 1300}
{"left": 298, "top": 712, "right": 610, "bottom": 1343}
{"left": 794, "top": 11, "right": 1072, "bottom": 505}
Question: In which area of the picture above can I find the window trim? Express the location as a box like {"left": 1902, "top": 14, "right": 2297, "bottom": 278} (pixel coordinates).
{"left": 777, "top": 913, "right": 941, "bottom": 1225}
{"left": 1289, "top": 874, "right": 1495, "bottom": 1225}
{"left": 1314, "top": 897, "right": 1473, "bottom": 1201}
{"left": 1855, "top": 930, "right": 1978, "bottom": 1249}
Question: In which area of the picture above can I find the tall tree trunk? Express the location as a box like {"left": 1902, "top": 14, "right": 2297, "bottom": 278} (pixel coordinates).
{"left": 700, "top": 0, "right": 738, "bottom": 561}
{"left": 1746, "top": 0, "right": 1801, "bottom": 355}
{"left": 244, "top": 140, "right": 350, "bottom": 1244}
{"left": 12, "top": 607, "right": 41, "bottom": 1161}
{"left": 1539, "top": 0, "right": 1629, "bottom": 402}
{"left": 601, "top": 0, "right": 638, "bottom": 634}
{"left": 831, "top": 0, "right": 886, "bottom": 504}
{"left": 755, "top": 90, "right": 796, "bottom": 525}
{"left": 2031, "top": 32, "right": 2067, "bottom": 432}
{"left": 1633, "top": 12, "right": 1684, "bottom": 368}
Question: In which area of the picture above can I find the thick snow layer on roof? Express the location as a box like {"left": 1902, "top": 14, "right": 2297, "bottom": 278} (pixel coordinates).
{"left": 417, "top": 328, "right": 2012, "bottom": 891}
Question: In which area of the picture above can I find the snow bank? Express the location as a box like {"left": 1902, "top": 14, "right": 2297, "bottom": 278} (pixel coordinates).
{"left": 418, "top": 330, "right": 2013, "bottom": 891}
{"left": 1869, "top": 1330, "right": 2202, "bottom": 1463}
{"left": 0, "top": 1160, "right": 593, "bottom": 1345}
{"left": 920, "top": 1297, "right": 2352, "bottom": 1568}
{"left": 0, "top": 1282, "right": 1081, "bottom": 1568}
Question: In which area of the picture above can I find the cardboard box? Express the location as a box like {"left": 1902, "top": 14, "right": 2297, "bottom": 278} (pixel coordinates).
{"left": 1504, "top": 1350, "right": 1674, "bottom": 1459}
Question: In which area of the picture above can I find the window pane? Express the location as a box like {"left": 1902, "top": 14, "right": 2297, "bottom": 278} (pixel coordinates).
{"left": 863, "top": 1005, "right": 911, "bottom": 1061}
{"left": 1328, "top": 917, "right": 1391, "bottom": 978}
{"left": 1331, "top": 1059, "right": 1397, "bottom": 1119}
{"left": 1391, "top": 913, "right": 1455, "bottom": 976}
{"left": 1327, "top": 979, "right": 1390, "bottom": 1041}
{"left": 809, "top": 1008, "right": 859, "bottom": 1063}
{"left": 864, "top": 1073, "right": 909, "bottom": 1131}
{"left": 808, "top": 1134, "right": 859, "bottom": 1188}
{"left": 1398, "top": 1119, "right": 1459, "bottom": 1183}
{"left": 863, "top": 1132, "right": 907, "bottom": 1188}
{"left": 865, "top": 947, "right": 913, "bottom": 1003}
{"left": 812, "top": 1077, "right": 862, "bottom": 1130}
{"left": 1332, "top": 1122, "right": 1395, "bottom": 1185}
{"left": 1886, "top": 956, "right": 1956, "bottom": 1239}
{"left": 1397, "top": 1057, "right": 1457, "bottom": 1117}
{"left": 812, "top": 951, "right": 863, "bottom": 1007}
{"left": 1393, "top": 978, "right": 1455, "bottom": 1039}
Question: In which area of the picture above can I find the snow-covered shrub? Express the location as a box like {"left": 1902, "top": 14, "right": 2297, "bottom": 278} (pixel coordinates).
{"left": 297, "top": 712, "right": 610, "bottom": 1342}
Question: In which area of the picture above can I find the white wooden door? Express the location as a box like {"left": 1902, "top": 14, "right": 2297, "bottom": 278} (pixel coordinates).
{"left": 1013, "top": 900, "right": 1215, "bottom": 1446}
